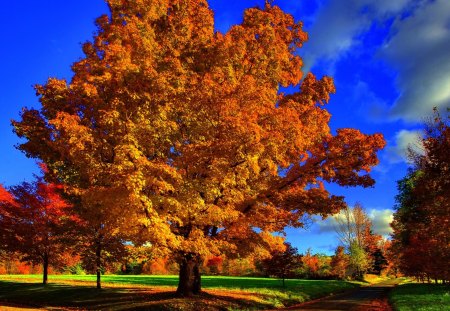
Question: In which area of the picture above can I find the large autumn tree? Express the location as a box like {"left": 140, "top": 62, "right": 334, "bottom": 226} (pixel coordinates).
{"left": 391, "top": 108, "right": 449, "bottom": 283}
{"left": 13, "top": 0, "right": 384, "bottom": 295}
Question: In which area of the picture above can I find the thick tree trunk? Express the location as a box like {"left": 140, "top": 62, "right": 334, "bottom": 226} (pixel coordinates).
{"left": 96, "top": 241, "right": 102, "bottom": 289}
{"left": 176, "top": 254, "right": 202, "bottom": 296}
{"left": 43, "top": 254, "right": 48, "bottom": 285}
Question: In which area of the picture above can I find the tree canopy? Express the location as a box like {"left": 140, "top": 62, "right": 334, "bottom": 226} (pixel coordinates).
{"left": 13, "top": 0, "right": 385, "bottom": 295}
{"left": 391, "top": 108, "right": 449, "bottom": 283}
{"left": 0, "top": 176, "right": 75, "bottom": 284}
{"left": 259, "top": 242, "right": 302, "bottom": 286}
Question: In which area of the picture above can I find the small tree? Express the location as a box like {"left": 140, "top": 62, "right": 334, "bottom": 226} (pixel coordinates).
{"left": 334, "top": 203, "right": 371, "bottom": 249}
{"left": 260, "top": 242, "right": 302, "bottom": 286}
{"left": 0, "top": 184, "right": 17, "bottom": 252}
{"left": 78, "top": 228, "right": 129, "bottom": 288}
{"left": 205, "top": 256, "right": 223, "bottom": 275}
{"left": 348, "top": 241, "right": 370, "bottom": 279}
{"left": 300, "top": 249, "right": 321, "bottom": 279}
{"left": 334, "top": 203, "right": 384, "bottom": 278}
{"left": 330, "top": 245, "right": 349, "bottom": 279}
{"left": 0, "top": 178, "right": 76, "bottom": 284}
{"left": 369, "top": 248, "right": 388, "bottom": 275}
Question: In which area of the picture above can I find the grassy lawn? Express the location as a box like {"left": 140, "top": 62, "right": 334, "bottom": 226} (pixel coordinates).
{"left": 0, "top": 274, "right": 360, "bottom": 310}
{"left": 390, "top": 282, "right": 450, "bottom": 311}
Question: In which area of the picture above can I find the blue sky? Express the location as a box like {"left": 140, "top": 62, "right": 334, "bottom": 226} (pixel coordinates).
{"left": 1, "top": 0, "right": 449, "bottom": 255}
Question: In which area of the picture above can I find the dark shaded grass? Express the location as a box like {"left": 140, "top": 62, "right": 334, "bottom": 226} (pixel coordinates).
{"left": 0, "top": 281, "right": 266, "bottom": 310}
{"left": 390, "top": 283, "right": 450, "bottom": 311}
{"left": 1, "top": 274, "right": 357, "bottom": 291}
{"left": 0, "top": 275, "right": 360, "bottom": 310}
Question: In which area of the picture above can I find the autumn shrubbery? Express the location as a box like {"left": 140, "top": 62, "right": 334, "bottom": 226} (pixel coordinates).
{"left": 0, "top": 246, "right": 392, "bottom": 280}
{"left": 0, "top": 260, "right": 41, "bottom": 275}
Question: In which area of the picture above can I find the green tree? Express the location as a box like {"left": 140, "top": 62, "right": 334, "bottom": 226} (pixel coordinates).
{"left": 348, "top": 241, "right": 370, "bottom": 279}
{"left": 334, "top": 203, "right": 380, "bottom": 278}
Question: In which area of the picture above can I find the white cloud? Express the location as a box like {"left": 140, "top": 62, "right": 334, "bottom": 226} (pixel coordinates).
{"left": 385, "top": 129, "right": 423, "bottom": 163}
{"left": 367, "top": 209, "right": 394, "bottom": 236}
{"left": 316, "top": 208, "right": 394, "bottom": 237}
{"left": 214, "top": 0, "right": 449, "bottom": 123}
{"left": 302, "top": 0, "right": 412, "bottom": 73}
{"left": 315, "top": 215, "right": 338, "bottom": 233}
{"left": 298, "top": 0, "right": 450, "bottom": 123}
{"left": 381, "top": 0, "right": 450, "bottom": 121}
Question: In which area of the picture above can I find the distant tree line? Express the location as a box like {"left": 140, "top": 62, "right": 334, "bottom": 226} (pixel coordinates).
{"left": 0, "top": 172, "right": 395, "bottom": 285}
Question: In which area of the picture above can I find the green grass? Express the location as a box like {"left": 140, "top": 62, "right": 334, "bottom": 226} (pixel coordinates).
{"left": 0, "top": 274, "right": 360, "bottom": 310}
{"left": 390, "top": 283, "right": 450, "bottom": 311}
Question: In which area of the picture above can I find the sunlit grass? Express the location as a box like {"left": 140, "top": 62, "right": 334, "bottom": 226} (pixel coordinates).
{"left": 0, "top": 275, "right": 360, "bottom": 309}
{"left": 363, "top": 273, "right": 391, "bottom": 284}
{"left": 390, "top": 283, "right": 450, "bottom": 311}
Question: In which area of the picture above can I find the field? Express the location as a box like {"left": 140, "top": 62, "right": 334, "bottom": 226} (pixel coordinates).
{"left": 390, "top": 282, "right": 450, "bottom": 311}
{"left": 0, "top": 274, "right": 360, "bottom": 310}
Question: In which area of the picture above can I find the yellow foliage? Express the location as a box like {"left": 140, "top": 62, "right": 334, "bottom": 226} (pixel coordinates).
{"left": 13, "top": 0, "right": 385, "bottom": 266}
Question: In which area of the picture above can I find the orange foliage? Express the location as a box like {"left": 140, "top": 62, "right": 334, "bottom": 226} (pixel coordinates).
{"left": 12, "top": 0, "right": 385, "bottom": 294}
{"left": 17, "top": 262, "right": 31, "bottom": 274}
{"left": 224, "top": 257, "right": 257, "bottom": 276}
{"left": 302, "top": 249, "right": 320, "bottom": 274}
{"left": 0, "top": 259, "right": 43, "bottom": 275}
{"left": 147, "top": 257, "right": 171, "bottom": 275}
{"left": 0, "top": 184, "right": 15, "bottom": 205}
{"left": 330, "top": 246, "right": 349, "bottom": 279}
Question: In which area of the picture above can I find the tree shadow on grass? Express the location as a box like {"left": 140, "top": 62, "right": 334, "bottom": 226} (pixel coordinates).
{"left": 0, "top": 281, "right": 271, "bottom": 310}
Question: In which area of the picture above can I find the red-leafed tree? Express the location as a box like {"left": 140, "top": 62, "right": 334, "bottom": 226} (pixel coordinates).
{"left": 391, "top": 108, "right": 450, "bottom": 283}
{"left": 330, "top": 245, "right": 349, "bottom": 279}
{"left": 205, "top": 256, "right": 223, "bottom": 275}
{"left": 0, "top": 184, "right": 18, "bottom": 263}
{"left": 0, "top": 177, "right": 76, "bottom": 284}
{"left": 259, "top": 242, "right": 302, "bottom": 286}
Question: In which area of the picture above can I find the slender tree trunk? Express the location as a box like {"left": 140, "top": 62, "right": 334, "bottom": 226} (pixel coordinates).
{"left": 96, "top": 239, "right": 102, "bottom": 289}
{"left": 5, "top": 258, "right": 12, "bottom": 274}
{"left": 43, "top": 254, "right": 49, "bottom": 285}
{"left": 176, "top": 253, "right": 202, "bottom": 296}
